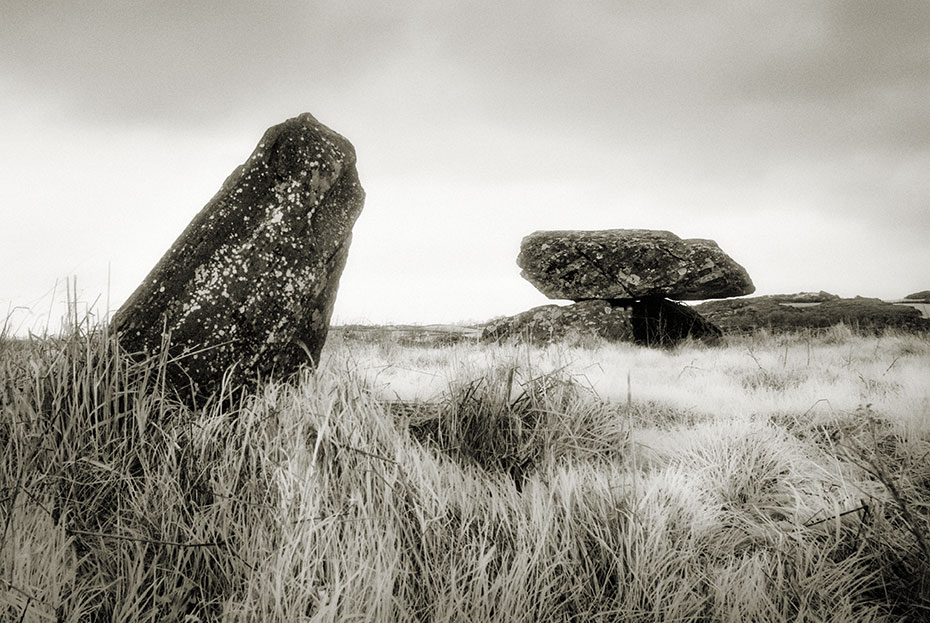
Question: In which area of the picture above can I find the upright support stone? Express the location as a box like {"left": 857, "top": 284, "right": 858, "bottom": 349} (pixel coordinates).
{"left": 112, "top": 113, "right": 365, "bottom": 401}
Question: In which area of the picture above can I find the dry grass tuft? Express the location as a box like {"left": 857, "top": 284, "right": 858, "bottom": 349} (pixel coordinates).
{"left": 1, "top": 324, "right": 928, "bottom": 620}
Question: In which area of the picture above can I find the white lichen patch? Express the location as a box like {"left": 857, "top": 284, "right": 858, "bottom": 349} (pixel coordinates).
{"left": 614, "top": 269, "right": 641, "bottom": 286}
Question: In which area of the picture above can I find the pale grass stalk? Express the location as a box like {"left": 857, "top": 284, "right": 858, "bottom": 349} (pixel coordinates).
{"left": 1, "top": 325, "right": 928, "bottom": 619}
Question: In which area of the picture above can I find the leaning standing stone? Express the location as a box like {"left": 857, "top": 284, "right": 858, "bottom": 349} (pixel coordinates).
{"left": 112, "top": 112, "right": 365, "bottom": 401}
{"left": 518, "top": 229, "right": 755, "bottom": 301}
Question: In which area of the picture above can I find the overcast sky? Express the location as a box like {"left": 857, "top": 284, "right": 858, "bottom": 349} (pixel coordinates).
{"left": 2, "top": 1, "right": 928, "bottom": 333}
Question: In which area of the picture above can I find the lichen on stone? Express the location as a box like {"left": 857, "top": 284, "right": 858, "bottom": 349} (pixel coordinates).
{"left": 112, "top": 113, "right": 365, "bottom": 402}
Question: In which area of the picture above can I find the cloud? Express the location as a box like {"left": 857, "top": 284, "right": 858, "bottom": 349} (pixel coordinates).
{"left": 0, "top": 0, "right": 410, "bottom": 126}
{"left": 6, "top": 0, "right": 927, "bottom": 162}
{"left": 2, "top": 0, "right": 928, "bottom": 326}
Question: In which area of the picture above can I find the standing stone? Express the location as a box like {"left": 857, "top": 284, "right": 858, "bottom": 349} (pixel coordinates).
{"left": 518, "top": 229, "right": 755, "bottom": 301}
{"left": 112, "top": 112, "right": 365, "bottom": 401}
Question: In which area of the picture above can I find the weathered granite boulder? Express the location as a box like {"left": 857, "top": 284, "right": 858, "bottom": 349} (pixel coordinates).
{"left": 113, "top": 112, "right": 365, "bottom": 401}
{"left": 481, "top": 298, "right": 721, "bottom": 346}
{"left": 481, "top": 300, "right": 634, "bottom": 345}
{"left": 518, "top": 229, "right": 755, "bottom": 301}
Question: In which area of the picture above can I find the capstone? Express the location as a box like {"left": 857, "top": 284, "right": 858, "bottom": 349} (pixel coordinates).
{"left": 518, "top": 229, "right": 755, "bottom": 301}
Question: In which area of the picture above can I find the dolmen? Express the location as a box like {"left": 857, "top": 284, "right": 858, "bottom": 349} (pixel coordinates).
{"left": 482, "top": 229, "right": 754, "bottom": 346}
{"left": 113, "top": 113, "right": 365, "bottom": 402}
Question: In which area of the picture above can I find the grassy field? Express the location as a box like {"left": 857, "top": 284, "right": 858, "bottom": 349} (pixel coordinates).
{"left": 1, "top": 324, "right": 929, "bottom": 621}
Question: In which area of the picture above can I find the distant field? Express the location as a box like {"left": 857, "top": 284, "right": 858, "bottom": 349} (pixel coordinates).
{"left": 2, "top": 325, "right": 929, "bottom": 620}
{"left": 331, "top": 323, "right": 482, "bottom": 347}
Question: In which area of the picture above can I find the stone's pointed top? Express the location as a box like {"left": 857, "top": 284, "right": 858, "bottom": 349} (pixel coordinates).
{"left": 517, "top": 229, "right": 755, "bottom": 301}
{"left": 270, "top": 112, "right": 357, "bottom": 156}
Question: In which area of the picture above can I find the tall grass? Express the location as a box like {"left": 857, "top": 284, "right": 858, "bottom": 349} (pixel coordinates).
{"left": 1, "top": 325, "right": 928, "bottom": 620}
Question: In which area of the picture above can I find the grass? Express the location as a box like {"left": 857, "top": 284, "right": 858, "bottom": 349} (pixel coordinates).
{"left": 1, "top": 323, "right": 929, "bottom": 621}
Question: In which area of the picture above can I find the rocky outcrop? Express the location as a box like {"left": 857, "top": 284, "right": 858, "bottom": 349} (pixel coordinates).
{"left": 113, "top": 113, "right": 365, "bottom": 401}
{"left": 693, "top": 295, "right": 930, "bottom": 334}
{"left": 767, "top": 291, "right": 840, "bottom": 304}
{"left": 481, "top": 298, "right": 721, "bottom": 346}
{"left": 517, "top": 229, "right": 755, "bottom": 301}
{"left": 481, "top": 300, "right": 634, "bottom": 345}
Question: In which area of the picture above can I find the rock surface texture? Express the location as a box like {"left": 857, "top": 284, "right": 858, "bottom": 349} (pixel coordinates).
{"left": 518, "top": 229, "right": 755, "bottom": 301}
{"left": 481, "top": 300, "right": 635, "bottom": 345}
{"left": 481, "top": 298, "right": 722, "bottom": 346}
{"left": 694, "top": 295, "right": 930, "bottom": 334}
{"left": 113, "top": 113, "right": 365, "bottom": 400}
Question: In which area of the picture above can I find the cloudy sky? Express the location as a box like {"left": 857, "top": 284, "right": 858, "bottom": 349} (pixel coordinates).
{"left": 2, "top": 1, "right": 928, "bottom": 333}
